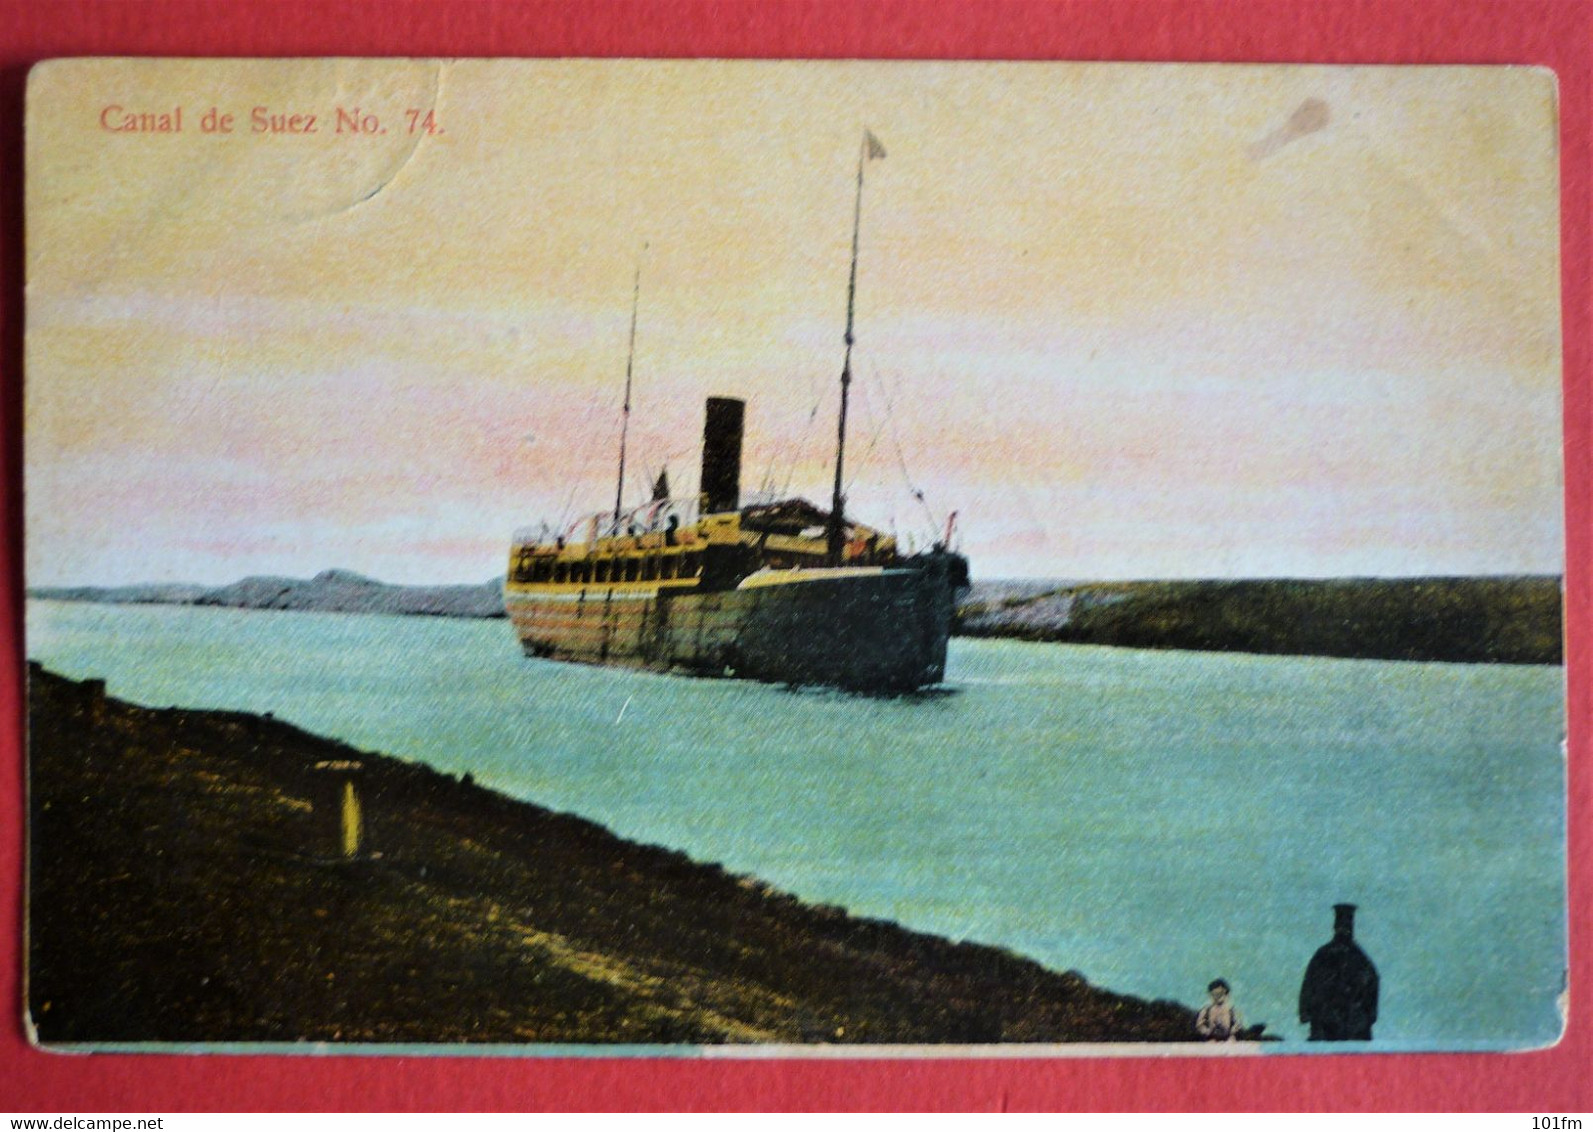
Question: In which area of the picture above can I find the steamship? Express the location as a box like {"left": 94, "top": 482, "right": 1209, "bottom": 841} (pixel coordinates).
{"left": 505, "top": 397, "right": 967, "bottom": 691}
{"left": 504, "top": 133, "right": 968, "bottom": 691}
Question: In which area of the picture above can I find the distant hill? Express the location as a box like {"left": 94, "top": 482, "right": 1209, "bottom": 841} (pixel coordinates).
{"left": 31, "top": 581, "right": 216, "bottom": 605}
{"left": 32, "top": 569, "right": 506, "bottom": 619}
{"left": 956, "top": 576, "right": 1563, "bottom": 665}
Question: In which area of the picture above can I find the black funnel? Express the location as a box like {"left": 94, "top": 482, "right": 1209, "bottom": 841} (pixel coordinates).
{"left": 700, "top": 397, "right": 744, "bottom": 515}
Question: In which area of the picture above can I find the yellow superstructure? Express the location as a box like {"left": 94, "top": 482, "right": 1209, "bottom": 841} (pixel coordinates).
{"left": 508, "top": 511, "right": 740, "bottom": 595}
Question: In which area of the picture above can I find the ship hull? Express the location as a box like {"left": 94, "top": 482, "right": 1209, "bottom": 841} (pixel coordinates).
{"left": 505, "top": 559, "right": 955, "bottom": 691}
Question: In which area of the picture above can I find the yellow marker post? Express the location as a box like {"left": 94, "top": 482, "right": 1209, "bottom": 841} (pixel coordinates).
{"left": 313, "top": 760, "right": 365, "bottom": 861}
{"left": 340, "top": 778, "right": 362, "bottom": 859}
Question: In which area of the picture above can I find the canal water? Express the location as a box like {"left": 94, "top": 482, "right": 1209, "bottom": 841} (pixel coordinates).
{"left": 26, "top": 599, "right": 1566, "bottom": 1050}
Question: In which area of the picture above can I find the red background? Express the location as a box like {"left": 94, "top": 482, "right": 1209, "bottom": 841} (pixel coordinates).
{"left": 0, "top": 0, "right": 1586, "bottom": 1112}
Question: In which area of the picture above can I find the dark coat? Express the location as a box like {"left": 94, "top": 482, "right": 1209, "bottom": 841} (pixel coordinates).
{"left": 1299, "top": 937, "right": 1379, "bottom": 1040}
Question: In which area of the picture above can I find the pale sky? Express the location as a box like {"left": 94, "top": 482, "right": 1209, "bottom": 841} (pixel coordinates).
{"left": 25, "top": 59, "right": 1562, "bottom": 584}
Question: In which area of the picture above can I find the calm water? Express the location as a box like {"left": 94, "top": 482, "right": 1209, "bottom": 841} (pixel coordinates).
{"left": 27, "top": 599, "right": 1566, "bottom": 1050}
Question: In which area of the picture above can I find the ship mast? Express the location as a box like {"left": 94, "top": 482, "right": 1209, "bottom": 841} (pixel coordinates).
{"left": 828, "top": 130, "right": 885, "bottom": 565}
{"left": 613, "top": 251, "right": 645, "bottom": 534}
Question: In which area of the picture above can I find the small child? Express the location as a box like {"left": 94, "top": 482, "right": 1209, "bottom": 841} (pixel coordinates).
{"left": 1196, "top": 978, "right": 1242, "bottom": 1041}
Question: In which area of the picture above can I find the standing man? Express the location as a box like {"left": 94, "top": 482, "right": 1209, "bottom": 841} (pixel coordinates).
{"left": 1299, "top": 903, "right": 1380, "bottom": 1040}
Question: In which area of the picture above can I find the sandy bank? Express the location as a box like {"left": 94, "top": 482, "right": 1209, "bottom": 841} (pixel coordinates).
{"left": 28, "top": 666, "right": 1200, "bottom": 1047}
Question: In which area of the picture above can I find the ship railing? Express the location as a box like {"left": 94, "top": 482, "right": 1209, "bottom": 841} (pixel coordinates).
{"left": 511, "top": 523, "right": 556, "bottom": 547}
{"left": 600, "top": 497, "right": 701, "bottom": 540}
{"left": 513, "top": 498, "right": 702, "bottom": 550}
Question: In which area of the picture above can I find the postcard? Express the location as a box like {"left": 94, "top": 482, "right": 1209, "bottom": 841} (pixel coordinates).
{"left": 22, "top": 57, "right": 1564, "bottom": 1054}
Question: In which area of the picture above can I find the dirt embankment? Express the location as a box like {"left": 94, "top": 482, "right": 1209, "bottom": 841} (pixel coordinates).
{"left": 27, "top": 666, "right": 1199, "bottom": 1047}
{"left": 957, "top": 576, "right": 1563, "bottom": 665}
